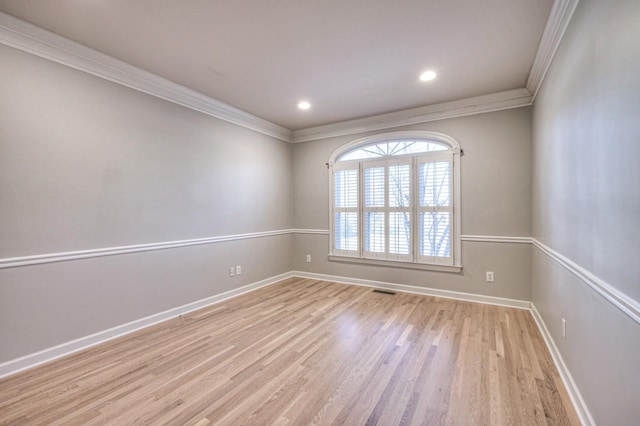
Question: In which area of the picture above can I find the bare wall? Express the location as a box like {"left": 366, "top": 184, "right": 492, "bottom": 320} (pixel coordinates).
{"left": 0, "top": 44, "right": 293, "bottom": 363}
{"left": 531, "top": 0, "right": 640, "bottom": 423}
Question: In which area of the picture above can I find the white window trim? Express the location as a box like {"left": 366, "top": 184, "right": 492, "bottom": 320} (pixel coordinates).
{"left": 328, "top": 130, "right": 462, "bottom": 272}
{"left": 332, "top": 162, "right": 359, "bottom": 256}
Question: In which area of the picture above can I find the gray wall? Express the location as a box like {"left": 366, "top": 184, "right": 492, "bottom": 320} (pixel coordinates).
{"left": 0, "top": 44, "right": 293, "bottom": 362}
{"left": 531, "top": 0, "right": 640, "bottom": 423}
{"left": 3, "top": 4, "right": 638, "bottom": 424}
{"left": 292, "top": 108, "right": 533, "bottom": 301}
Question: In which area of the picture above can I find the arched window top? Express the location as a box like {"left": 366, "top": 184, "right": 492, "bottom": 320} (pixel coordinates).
{"left": 338, "top": 139, "right": 447, "bottom": 161}
{"left": 329, "top": 130, "right": 461, "bottom": 165}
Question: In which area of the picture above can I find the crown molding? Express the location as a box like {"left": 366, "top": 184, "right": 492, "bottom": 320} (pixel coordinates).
{"left": 291, "top": 88, "right": 532, "bottom": 143}
{"left": 527, "top": 0, "right": 580, "bottom": 101}
{"left": 0, "top": 12, "right": 292, "bottom": 142}
{"left": 0, "top": 0, "right": 577, "bottom": 145}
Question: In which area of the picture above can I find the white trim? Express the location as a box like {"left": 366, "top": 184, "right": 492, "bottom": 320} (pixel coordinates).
{"left": 532, "top": 239, "right": 640, "bottom": 325}
{"left": 290, "top": 228, "right": 330, "bottom": 235}
{"left": 461, "top": 235, "right": 533, "bottom": 244}
{"left": 300, "top": 232, "right": 640, "bottom": 326}
{"left": 0, "top": 229, "right": 295, "bottom": 269}
{"left": 0, "top": 272, "right": 293, "bottom": 379}
{"left": 0, "top": 12, "right": 292, "bottom": 142}
{"left": 527, "top": 0, "right": 580, "bottom": 101}
{"left": 6, "top": 229, "right": 634, "bottom": 329}
{"left": 328, "top": 255, "right": 462, "bottom": 273}
{"left": 0, "top": 1, "right": 578, "bottom": 144}
{"left": 295, "top": 231, "right": 535, "bottom": 245}
{"left": 327, "top": 130, "right": 461, "bottom": 165}
{"left": 297, "top": 232, "right": 534, "bottom": 245}
{"left": 530, "top": 303, "right": 595, "bottom": 426}
{"left": 292, "top": 271, "right": 530, "bottom": 309}
{"left": 292, "top": 89, "right": 532, "bottom": 143}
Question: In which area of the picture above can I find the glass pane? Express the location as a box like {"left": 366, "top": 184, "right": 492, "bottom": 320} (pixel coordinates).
{"left": 419, "top": 161, "right": 450, "bottom": 207}
{"left": 420, "top": 212, "right": 451, "bottom": 257}
{"left": 335, "top": 212, "right": 358, "bottom": 251}
{"left": 365, "top": 212, "right": 385, "bottom": 253}
{"left": 364, "top": 167, "right": 385, "bottom": 207}
{"left": 387, "top": 140, "right": 448, "bottom": 156}
{"left": 339, "top": 139, "right": 448, "bottom": 161}
{"left": 334, "top": 169, "right": 358, "bottom": 208}
{"left": 389, "top": 212, "right": 411, "bottom": 254}
{"left": 389, "top": 164, "right": 411, "bottom": 207}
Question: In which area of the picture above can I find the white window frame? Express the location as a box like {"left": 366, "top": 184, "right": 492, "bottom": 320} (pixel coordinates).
{"left": 332, "top": 162, "right": 359, "bottom": 256}
{"left": 416, "top": 153, "right": 454, "bottom": 265}
{"left": 328, "top": 131, "right": 462, "bottom": 273}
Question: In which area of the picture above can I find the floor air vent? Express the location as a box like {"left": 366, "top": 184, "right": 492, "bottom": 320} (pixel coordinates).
{"left": 372, "top": 289, "right": 397, "bottom": 295}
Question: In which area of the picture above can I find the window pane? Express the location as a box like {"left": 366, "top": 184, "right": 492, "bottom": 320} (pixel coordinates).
{"left": 389, "top": 212, "right": 411, "bottom": 254}
{"left": 365, "top": 212, "right": 385, "bottom": 252}
{"left": 364, "top": 167, "right": 385, "bottom": 207}
{"left": 419, "top": 161, "right": 450, "bottom": 207}
{"left": 387, "top": 140, "right": 447, "bottom": 156}
{"left": 420, "top": 212, "right": 451, "bottom": 257}
{"left": 335, "top": 212, "right": 358, "bottom": 251}
{"left": 389, "top": 164, "right": 411, "bottom": 207}
{"left": 339, "top": 140, "right": 448, "bottom": 161}
{"left": 334, "top": 169, "right": 358, "bottom": 208}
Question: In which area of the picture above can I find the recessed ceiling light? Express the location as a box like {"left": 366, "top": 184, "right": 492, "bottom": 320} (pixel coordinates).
{"left": 419, "top": 70, "right": 437, "bottom": 82}
{"left": 298, "top": 101, "right": 311, "bottom": 110}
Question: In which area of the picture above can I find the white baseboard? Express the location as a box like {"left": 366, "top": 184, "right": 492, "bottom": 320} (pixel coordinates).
{"left": 297, "top": 270, "right": 592, "bottom": 423}
{"left": 292, "top": 271, "right": 531, "bottom": 309}
{"left": 0, "top": 271, "right": 292, "bottom": 379}
{"left": 0, "top": 268, "right": 591, "bottom": 426}
{"left": 530, "top": 303, "right": 594, "bottom": 426}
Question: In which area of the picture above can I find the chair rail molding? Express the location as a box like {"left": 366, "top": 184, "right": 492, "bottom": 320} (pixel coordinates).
{"left": 532, "top": 239, "right": 640, "bottom": 325}
{"left": 0, "top": 230, "right": 295, "bottom": 269}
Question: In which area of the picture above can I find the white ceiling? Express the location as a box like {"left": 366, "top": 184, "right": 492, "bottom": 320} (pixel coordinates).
{"left": 0, "top": 0, "right": 553, "bottom": 130}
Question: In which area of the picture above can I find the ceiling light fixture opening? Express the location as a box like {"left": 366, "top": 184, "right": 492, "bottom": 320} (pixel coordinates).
{"left": 419, "top": 70, "right": 437, "bottom": 82}
{"left": 298, "top": 101, "right": 311, "bottom": 110}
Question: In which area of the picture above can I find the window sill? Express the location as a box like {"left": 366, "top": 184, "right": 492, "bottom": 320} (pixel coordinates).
{"left": 328, "top": 255, "right": 462, "bottom": 273}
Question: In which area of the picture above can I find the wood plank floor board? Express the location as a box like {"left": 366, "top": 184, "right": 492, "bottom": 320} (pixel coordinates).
{"left": 0, "top": 277, "right": 580, "bottom": 425}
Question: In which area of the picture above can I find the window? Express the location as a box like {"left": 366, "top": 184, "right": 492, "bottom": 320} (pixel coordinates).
{"left": 329, "top": 131, "right": 461, "bottom": 271}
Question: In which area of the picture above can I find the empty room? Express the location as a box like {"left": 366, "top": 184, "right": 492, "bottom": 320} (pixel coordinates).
{"left": 0, "top": 0, "right": 638, "bottom": 424}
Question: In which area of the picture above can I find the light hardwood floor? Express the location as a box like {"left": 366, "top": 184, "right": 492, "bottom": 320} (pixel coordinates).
{"left": 0, "top": 277, "right": 579, "bottom": 425}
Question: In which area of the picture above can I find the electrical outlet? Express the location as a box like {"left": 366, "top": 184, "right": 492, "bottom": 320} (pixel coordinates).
{"left": 306, "top": 254, "right": 311, "bottom": 263}
{"left": 486, "top": 271, "right": 495, "bottom": 282}
{"left": 229, "top": 267, "right": 235, "bottom": 277}
{"left": 236, "top": 265, "right": 242, "bottom": 275}
{"left": 562, "top": 318, "right": 567, "bottom": 339}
